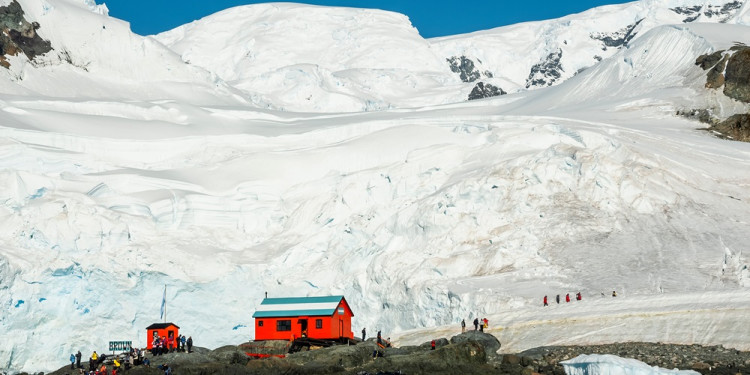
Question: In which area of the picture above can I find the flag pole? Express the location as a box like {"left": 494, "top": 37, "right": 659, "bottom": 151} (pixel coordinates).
{"left": 160, "top": 285, "right": 167, "bottom": 323}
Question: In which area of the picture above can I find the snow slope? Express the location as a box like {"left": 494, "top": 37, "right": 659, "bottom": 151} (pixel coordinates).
{"left": 0, "top": 0, "right": 749, "bottom": 373}
{"left": 154, "top": 3, "right": 461, "bottom": 112}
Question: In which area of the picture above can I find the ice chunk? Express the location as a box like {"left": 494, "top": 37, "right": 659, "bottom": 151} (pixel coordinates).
{"left": 562, "top": 354, "right": 700, "bottom": 375}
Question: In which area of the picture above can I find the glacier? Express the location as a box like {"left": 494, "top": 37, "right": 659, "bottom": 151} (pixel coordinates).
{"left": 0, "top": 0, "right": 749, "bottom": 373}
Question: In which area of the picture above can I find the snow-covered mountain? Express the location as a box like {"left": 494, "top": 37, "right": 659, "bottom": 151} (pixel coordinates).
{"left": 431, "top": 0, "right": 750, "bottom": 93}
{"left": 0, "top": 0, "right": 749, "bottom": 373}
{"left": 153, "top": 0, "right": 750, "bottom": 111}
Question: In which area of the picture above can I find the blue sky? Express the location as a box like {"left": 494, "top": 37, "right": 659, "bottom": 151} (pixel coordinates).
{"left": 96, "top": 0, "right": 634, "bottom": 37}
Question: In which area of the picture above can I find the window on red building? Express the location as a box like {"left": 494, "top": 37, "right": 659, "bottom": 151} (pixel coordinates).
{"left": 258, "top": 320, "right": 263, "bottom": 327}
{"left": 315, "top": 319, "right": 322, "bottom": 329}
{"left": 276, "top": 320, "right": 292, "bottom": 331}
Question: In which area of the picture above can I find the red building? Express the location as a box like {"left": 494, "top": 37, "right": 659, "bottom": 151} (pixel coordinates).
{"left": 252, "top": 295, "right": 354, "bottom": 341}
{"left": 145, "top": 323, "right": 180, "bottom": 349}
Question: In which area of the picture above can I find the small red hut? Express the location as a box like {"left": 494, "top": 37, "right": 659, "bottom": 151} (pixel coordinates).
{"left": 145, "top": 323, "right": 180, "bottom": 349}
{"left": 252, "top": 295, "right": 354, "bottom": 341}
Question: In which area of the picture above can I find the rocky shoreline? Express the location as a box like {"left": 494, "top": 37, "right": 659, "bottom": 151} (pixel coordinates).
{"left": 42, "top": 333, "right": 750, "bottom": 375}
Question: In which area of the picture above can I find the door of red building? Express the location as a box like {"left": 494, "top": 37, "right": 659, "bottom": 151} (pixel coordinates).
{"left": 299, "top": 319, "right": 308, "bottom": 337}
{"left": 338, "top": 320, "right": 343, "bottom": 338}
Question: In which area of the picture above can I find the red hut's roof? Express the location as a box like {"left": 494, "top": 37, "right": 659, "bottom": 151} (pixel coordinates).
{"left": 146, "top": 323, "right": 180, "bottom": 330}
{"left": 252, "top": 296, "right": 352, "bottom": 318}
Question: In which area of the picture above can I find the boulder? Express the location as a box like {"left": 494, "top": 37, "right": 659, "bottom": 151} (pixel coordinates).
{"left": 450, "top": 331, "right": 502, "bottom": 354}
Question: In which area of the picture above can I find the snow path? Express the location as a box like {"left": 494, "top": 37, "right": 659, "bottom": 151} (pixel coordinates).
{"left": 394, "top": 291, "right": 750, "bottom": 353}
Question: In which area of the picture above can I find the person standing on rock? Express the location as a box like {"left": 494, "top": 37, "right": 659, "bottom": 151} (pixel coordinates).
{"left": 377, "top": 330, "right": 382, "bottom": 345}
{"left": 473, "top": 317, "right": 479, "bottom": 330}
{"left": 544, "top": 295, "right": 548, "bottom": 306}
{"left": 75, "top": 351, "right": 82, "bottom": 369}
{"left": 187, "top": 336, "right": 193, "bottom": 353}
{"left": 70, "top": 353, "right": 75, "bottom": 369}
{"left": 362, "top": 328, "right": 366, "bottom": 341}
{"left": 461, "top": 319, "right": 466, "bottom": 333}
{"left": 431, "top": 339, "right": 436, "bottom": 350}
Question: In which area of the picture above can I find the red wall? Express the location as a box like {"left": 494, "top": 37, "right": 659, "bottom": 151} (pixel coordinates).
{"left": 146, "top": 326, "right": 179, "bottom": 349}
{"left": 254, "top": 300, "right": 353, "bottom": 341}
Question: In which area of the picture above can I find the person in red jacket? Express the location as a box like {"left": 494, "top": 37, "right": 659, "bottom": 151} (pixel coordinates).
{"left": 565, "top": 293, "right": 570, "bottom": 303}
{"left": 543, "top": 295, "right": 548, "bottom": 306}
{"left": 576, "top": 292, "right": 582, "bottom": 301}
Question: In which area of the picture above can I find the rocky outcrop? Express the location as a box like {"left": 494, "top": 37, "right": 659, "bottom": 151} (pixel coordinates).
{"left": 696, "top": 50, "right": 725, "bottom": 70}
{"left": 671, "top": 1, "right": 744, "bottom": 23}
{"left": 0, "top": 0, "right": 52, "bottom": 68}
{"left": 468, "top": 82, "right": 506, "bottom": 100}
{"left": 526, "top": 49, "right": 563, "bottom": 89}
{"left": 709, "top": 113, "right": 750, "bottom": 142}
{"left": 590, "top": 19, "right": 643, "bottom": 49}
{"left": 447, "top": 56, "right": 493, "bottom": 83}
{"left": 45, "top": 339, "right": 750, "bottom": 375}
{"left": 696, "top": 45, "right": 750, "bottom": 103}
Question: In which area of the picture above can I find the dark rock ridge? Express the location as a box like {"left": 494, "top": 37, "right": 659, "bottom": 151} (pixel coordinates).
{"left": 590, "top": 19, "right": 643, "bottom": 49}
{"left": 44, "top": 337, "right": 750, "bottom": 375}
{"left": 724, "top": 47, "right": 750, "bottom": 103}
{"left": 0, "top": 0, "right": 52, "bottom": 68}
{"left": 696, "top": 45, "right": 750, "bottom": 103}
{"left": 468, "top": 82, "right": 506, "bottom": 100}
{"left": 671, "top": 1, "right": 744, "bottom": 23}
{"left": 447, "top": 55, "right": 493, "bottom": 83}
{"left": 526, "top": 49, "right": 563, "bottom": 89}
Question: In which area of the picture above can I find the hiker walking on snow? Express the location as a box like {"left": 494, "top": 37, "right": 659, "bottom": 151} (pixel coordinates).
{"left": 576, "top": 292, "right": 582, "bottom": 301}
{"left": 473, "top": 318, "right": 479, "bottom": 330}
{"left": 556, "top": 294, "right": 560, "bottom": 304}
{"left": 566, "top": 293, "right": 570, "bottom": 303}
{"left": 544, "top": 295, "right": 548, "bottom": 306}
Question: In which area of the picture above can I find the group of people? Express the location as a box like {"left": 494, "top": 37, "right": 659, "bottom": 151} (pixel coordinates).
{"left": 151, "top": 334, "right": 193, "bottom": 355}
{"left": 67, "top": 335, "right": 194, "bottom": 375}
{"left": 363, "top": 329, "right": 392, "bottom": 359}
{"left": 468, "top": 317, "right": 488, "bottom": 332}
{"left": 543, "top": 291, "right": 617, "bottom": 306}
{"left": 543, "top": 292, "right": 583, "bottom": 306}
{"left": 69, "top": 347, "right": 149, "bottom": 375}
